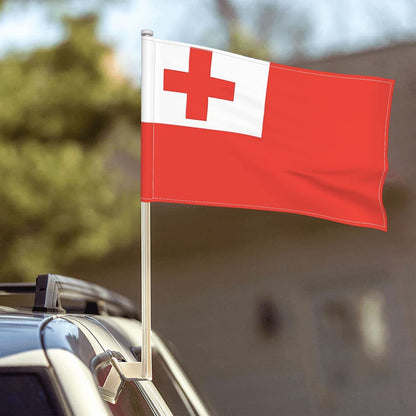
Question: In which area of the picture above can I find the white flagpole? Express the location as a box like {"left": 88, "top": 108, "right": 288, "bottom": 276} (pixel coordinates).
{"left": 141, "top": 201, "right": 151, "bottom": 379}
{"left": 140, "top": 28, "right": 154, "bottom": 380}
{"left": 98, "top": 30, "right": 154, "bottom": 383}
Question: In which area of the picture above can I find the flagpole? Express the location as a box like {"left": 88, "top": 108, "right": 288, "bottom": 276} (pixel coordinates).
{"left": 141, "top": 201, "right": 151, "bottom": 379}
{"left": 140, "top": 28, "right": 154, "bottom": 380}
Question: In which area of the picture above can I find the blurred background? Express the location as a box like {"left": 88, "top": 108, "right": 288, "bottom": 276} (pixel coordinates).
{"left": 1, "top": 0, "right": 416, "bottom": 415}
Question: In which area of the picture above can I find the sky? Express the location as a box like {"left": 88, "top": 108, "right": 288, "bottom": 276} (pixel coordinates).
{"left": 0, "top": 0, "right": 415, "bottom": 83}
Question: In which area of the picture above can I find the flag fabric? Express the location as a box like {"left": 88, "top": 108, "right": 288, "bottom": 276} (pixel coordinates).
{"left": 141, "top": 37, "right": 394, "bottom": 231}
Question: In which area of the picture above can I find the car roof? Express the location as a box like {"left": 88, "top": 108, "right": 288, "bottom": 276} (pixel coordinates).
{"left": 0, "top": 309, "right": 142, "bottom": 360}
{"left": 0, "top": 304, "right": 213, "bottom": 416}
{"left": 0, "top": 273, "right": 142, "bottom": 356}
{"left": 0, "top": 312, "right": 47, "bottom": 358}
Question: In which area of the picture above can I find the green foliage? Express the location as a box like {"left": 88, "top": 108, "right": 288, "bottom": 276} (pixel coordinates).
{"left": 228, "top": 24, "right": 272, "bottom": 61}
{"left": 0, "top": 14, "right": 140, "bottom": 281}
{"left": 0, "top": 15, "right": 139, "bottom": 145}
{"left": 0, "top": 140, "right": 139, "bottom": 281}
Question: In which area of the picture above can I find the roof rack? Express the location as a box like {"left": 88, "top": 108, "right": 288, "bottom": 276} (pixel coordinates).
{"left": 0, "top": 282, "right": 36, "bottom": 294}
{"left": 0, "top": 274, "right": 138, "bottom": 320}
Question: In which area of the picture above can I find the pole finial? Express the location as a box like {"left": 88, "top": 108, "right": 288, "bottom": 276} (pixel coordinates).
{"left": 141, "top": 29, "right": 154, "bottom": 37}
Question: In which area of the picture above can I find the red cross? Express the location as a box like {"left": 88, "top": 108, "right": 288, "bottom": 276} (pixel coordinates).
{"left": 164, "top": 47, "right": 235, "bottom": 121}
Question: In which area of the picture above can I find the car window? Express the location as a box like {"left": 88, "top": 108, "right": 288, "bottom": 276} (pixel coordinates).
{"left": 0, "top": 369, "right": 64, "bottom": 416}
{"left": 152, "top": 351, "right": 198, "bottom": 416}
{"left": 105, "top": 382, "right": 155, "bottom": 416}
{"left": 95, "top": 360, "right": 155, "bottom": 416}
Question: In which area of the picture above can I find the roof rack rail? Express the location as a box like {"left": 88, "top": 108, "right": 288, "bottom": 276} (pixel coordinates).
{"left": 0, "top": 274, "right": 139, "bottom": 319}
{"left": 0, "top": 282, "right": 36, "bottom": 294}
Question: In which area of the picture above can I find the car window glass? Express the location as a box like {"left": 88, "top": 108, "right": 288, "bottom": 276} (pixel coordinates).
{"left": 0, "top": 371, "right": 63, "bottom": 416}
{"left": 152, "top": 351, "right": 197, "bottom": 416}
{"left": 105, "top": 382, "right": 155, "bottom": 416}
{"left": 95, "top": 361, "right": 155, "bottom": 416}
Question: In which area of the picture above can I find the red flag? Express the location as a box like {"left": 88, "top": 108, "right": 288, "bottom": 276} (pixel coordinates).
{"left": 141, "top": 38, "right": 394, "bottom": 231}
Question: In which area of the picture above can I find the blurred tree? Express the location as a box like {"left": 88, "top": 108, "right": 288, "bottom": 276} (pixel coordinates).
{"left": 211, "top": 0, "right": 312, "bottom": 61}
{"left": 0, "top": 14, "right": 140, "bottom": 281}
{"left": 0, "top": 140, "right": 138, "bottom": 280}
{"left": 0, "top": 15, "right": 138, "bottom": 145}
{"left": 211, "top": 0, "right": 416, "bottom": 63}
{"left": 212, "top": 0, "right": 272, "bottom": 60}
